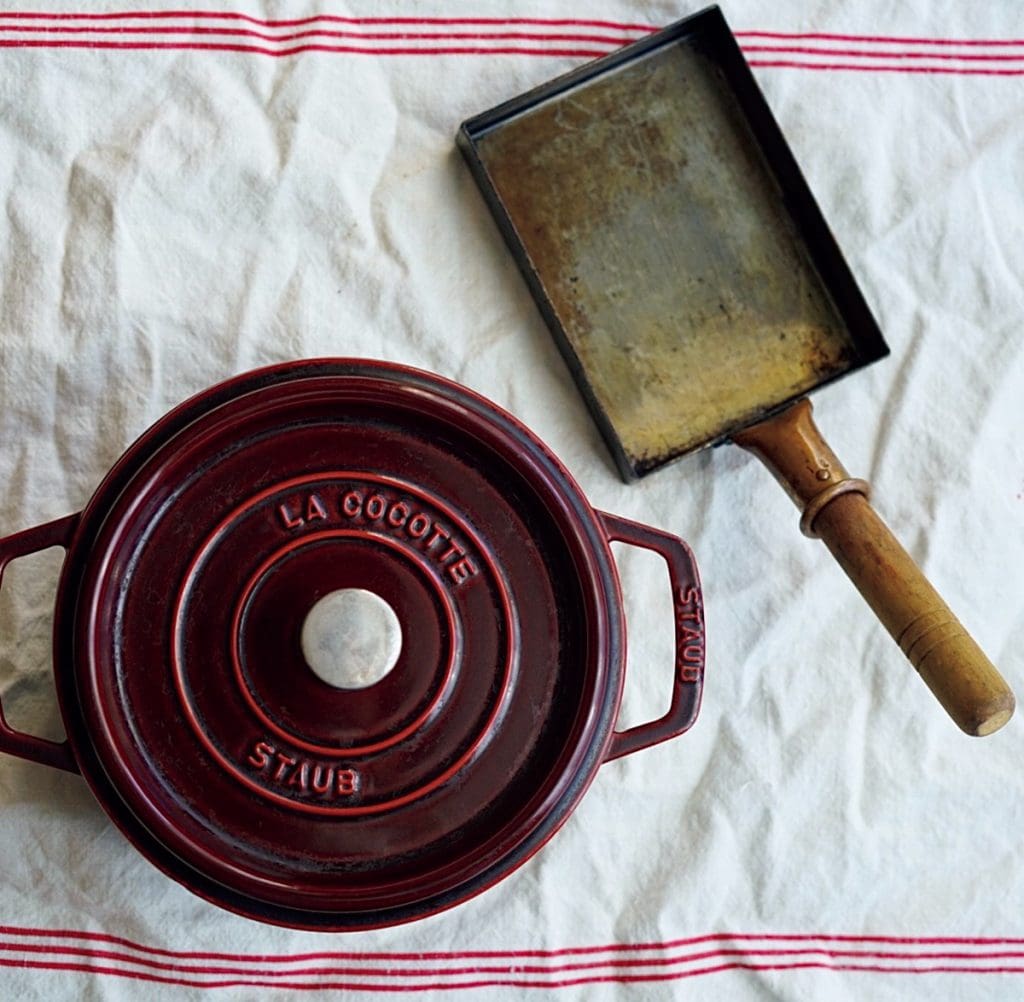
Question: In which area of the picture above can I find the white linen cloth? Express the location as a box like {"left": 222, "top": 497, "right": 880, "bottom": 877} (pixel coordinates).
{"left": 0, "top": 2, "right": 1023, "bottom": 999}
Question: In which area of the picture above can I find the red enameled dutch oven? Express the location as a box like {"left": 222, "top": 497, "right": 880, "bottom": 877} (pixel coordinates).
{"left": 0, "top": 359, "right": 705, "bottom": 930}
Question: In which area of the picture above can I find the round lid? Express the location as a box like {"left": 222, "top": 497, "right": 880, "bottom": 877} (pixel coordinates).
{"left": 58, "top": 360, "right": 623, "bottom": 928}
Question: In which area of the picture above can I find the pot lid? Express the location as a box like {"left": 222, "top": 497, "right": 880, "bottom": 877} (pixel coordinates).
{"left": 59, "top": 360, "right": 623, "bottom": 928}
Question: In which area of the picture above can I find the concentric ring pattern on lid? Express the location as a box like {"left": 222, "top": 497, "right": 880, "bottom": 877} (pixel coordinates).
{"left": 61, "top": 361, "right": 624, "bottom": 928}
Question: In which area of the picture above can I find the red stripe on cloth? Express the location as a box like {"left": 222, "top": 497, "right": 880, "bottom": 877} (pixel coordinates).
{"left": 0, "top": 954, "right": 1022, "bottom": 991}
{"left": 0, "top": 29, "right": 1020, "bottom": 73}
{"left": 736, "top": 30, "right": 1024, "bottom": 47}
{"left": 5, "top": 28, "right": 1022, "bottom": 64}
{"left": 0, "top": 38, "right": 610, "bottom": 56}
{"left": 0, "top": 10, "right": 658, "bottom": 31}
{"left": 747, "top": 59, "right": 1024, "bottom": 75}
{"left": 3, "top": 13, "right": 1023, "bottom": 52}
{"left": 743, "top": 44, "right": 1024, "bottom": 62}
{"left": 0, "top": 24, "right": 641, "bottom": 44}
{"left": 3, "top": 938, "right": 1024, "bottom": 980}
{"left": 5, "top": 924, "right": 1024, "bottom": 963}
{"left": 3, "top": 927, "right": 1024, "bottom": 990}
{"left": 3, "top": 38, "right": 1023, "bottom": 73}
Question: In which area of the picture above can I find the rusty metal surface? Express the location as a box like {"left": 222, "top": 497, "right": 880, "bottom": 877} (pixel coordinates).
{"left": 470, "top": 38, "right": 860, "bottom": 475}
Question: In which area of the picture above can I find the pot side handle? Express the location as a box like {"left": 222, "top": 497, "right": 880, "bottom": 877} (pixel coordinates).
{"left": 598, "top": 512, "right": 705, "bottom": 763}
{"left": 0, "top": 515, "right": 80, "bottom": 774}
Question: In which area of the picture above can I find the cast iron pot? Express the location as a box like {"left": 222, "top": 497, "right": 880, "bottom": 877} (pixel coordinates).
{"left": 0, "top": 359, "right": 705, "bottom": 930}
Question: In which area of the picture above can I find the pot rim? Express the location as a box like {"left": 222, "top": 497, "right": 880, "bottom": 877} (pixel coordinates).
{"left": 51, "top": 358, "right": 628, "bottom": 930}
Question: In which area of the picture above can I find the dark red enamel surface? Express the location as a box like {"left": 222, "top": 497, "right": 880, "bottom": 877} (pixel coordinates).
{"left": 53, "top": 361, "right": 625, "bottom": 927}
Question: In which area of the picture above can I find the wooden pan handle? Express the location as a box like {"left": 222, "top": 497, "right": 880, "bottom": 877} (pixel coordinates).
{"left": 733, "top": 399, "right": 1014, "bottom": 736}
